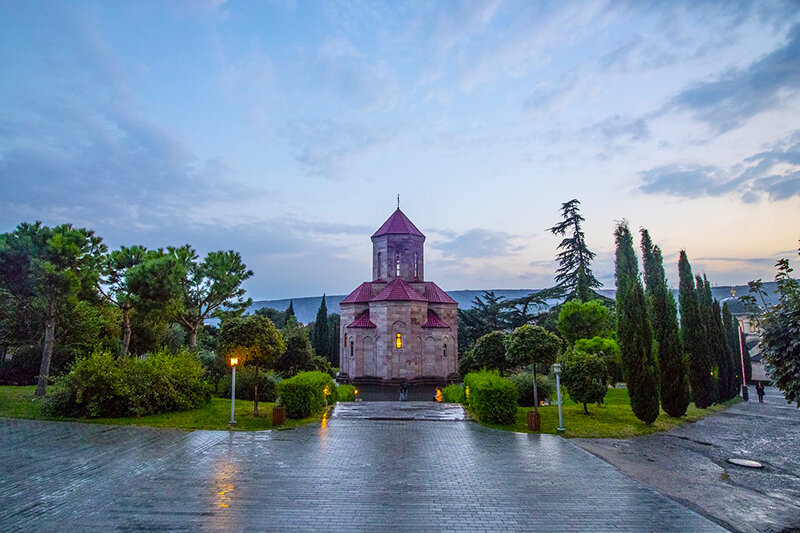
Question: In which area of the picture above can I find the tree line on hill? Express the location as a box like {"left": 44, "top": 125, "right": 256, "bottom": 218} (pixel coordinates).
{"left": 457, "top": 199, "right": 762, "bottom": 424}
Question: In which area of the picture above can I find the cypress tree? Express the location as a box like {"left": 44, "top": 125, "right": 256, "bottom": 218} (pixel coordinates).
{"left": 712, "top": 298, "right": 737, "bottom": 401}
{"left": 694, "top": 275, "right": 720, "bottom": 404}
{"left": 641, "top": 229, "right": 690, "bottom": 417}
{"left": 615, "top": 221, "right": 659, "bottom": 424}
{"left": 285, "top": 300, "right": 295, "bottom": 320}
{"left": 327, "top": 313, "right": 340, "bottom": 366}
{"left": 312, "top": 295, "right": 329, "bottom": 361}
{"left": 678, "top": 252, "right": 715, "bottom": 408}
{"left": 722, "top": 302, "right": 744, "bottom": 397}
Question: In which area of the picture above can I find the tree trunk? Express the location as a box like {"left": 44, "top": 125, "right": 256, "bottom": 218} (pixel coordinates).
{"left": 121, "top": 307, "right": 131, "bottom": 356}
{"left": 532, "top": 369, "right": 539, "bottom": 414}
{"left": 583, "top": 402, "right": 589, "bottom": 414}
{"left": 253, "top": 365, "right": 259, "bottom": 416}
{"left": 188, "top": 326, "right": 198, "bottom": 351}
{"left": 35, "top": 306, "right": 56, "bottom": 397}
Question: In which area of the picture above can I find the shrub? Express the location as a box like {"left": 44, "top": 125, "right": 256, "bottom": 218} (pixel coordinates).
{"left": 574, "top": 337, "right": 622, "bottom": 384}
{"left": 0, "top": 345, "right": 44, "bottom": 385}
{"left": 337, "top": 383, "right": 356, "bottom": 402}
{"left": 560, "top": 349, "right": 608, "bottom": 414}
{"left": 218, "top": 367, "right": 279, "bottom": 402}
{"left": 463, "top": 370, "right": 518, "bottom": 424}
{"left": 277, "top": 371, "right": 337, "bottom": 419}
{"left": 557, "top": 299, "right": 612, "bottom": 345}
{"left": 42, "top": 348, "right": 211, "bottom": 418}
{"left": 442, "top": 383, "right": 464, "bottom": 403}
{"left": 509, "top": 372, "right": 555, "bottom": 407}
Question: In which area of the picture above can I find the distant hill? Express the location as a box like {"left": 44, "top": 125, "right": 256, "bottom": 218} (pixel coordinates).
{"left": 251, "top": 283, "right": 779, "bottom": 324}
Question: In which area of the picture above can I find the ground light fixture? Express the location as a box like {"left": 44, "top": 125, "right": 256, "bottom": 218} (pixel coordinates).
{"left": 552, "top": 363, "right": 565, "bottom": 433}
{"left": 229, "top": 357, "right": 239, "bottom": 428}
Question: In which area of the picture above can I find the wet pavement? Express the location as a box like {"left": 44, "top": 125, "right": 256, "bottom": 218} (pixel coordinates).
{"left": 0, "top": 409, "right": 723, "bottom": 532}
{"left": 331, "top": 401, "right": 470, "bottom": 421}
{"left": 575, "top": 386, "right": 800, "bottom": 533}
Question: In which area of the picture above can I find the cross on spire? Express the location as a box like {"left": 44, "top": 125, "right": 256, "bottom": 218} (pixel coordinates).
{"left": 397, "top": 194, "right": 400, "bottom": 209}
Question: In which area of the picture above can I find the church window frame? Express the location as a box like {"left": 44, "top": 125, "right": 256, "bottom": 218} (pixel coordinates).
{"left": 414, "top": 252, "right": 418, "bottom": 278}
{"left": 395, "top": 252, "right": 400, "bottom": 277}
{"left": 377, "top": 252, "right": 382, "bottom": 278}
{"left": 443, "top": 342, "right": 448, "bottom": 358}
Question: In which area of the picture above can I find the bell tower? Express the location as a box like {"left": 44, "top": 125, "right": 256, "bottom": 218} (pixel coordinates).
{"left": 371, "top": 208, "right": 425, "bottom": 282}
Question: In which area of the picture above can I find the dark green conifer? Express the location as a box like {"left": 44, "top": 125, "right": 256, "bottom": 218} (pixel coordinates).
{"left": 678, "top": 252, "right": 715, "bottom": 408}
{"left": 614, "top": 221, "right": 659, "bottom": 424}
{"left": 286, "top": 300, "right": 295, "bottom": 319}
{"left": 312, "top": 295, "right": 329, "bottom": 361}
{"left": 641, "top": 229, "right": 690, "bottom": 417}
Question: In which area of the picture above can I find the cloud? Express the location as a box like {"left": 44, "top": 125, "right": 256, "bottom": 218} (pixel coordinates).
{"left": 670, "top": 23, "right": 800, "bottom": 132}
{"left": 580, "top": 115, "right": 651, "bottom": 144}
{"left": 638, "top": 131, "right": 800, "bottom": 201}
{"left": 434, "top": 228, "right": 522, "bottom": 258}
{"left": 600, "top": 33, "right": 676, "bottom": 74}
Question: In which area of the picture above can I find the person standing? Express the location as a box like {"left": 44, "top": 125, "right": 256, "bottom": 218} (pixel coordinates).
{"left": 756, "top": 382, "right": 765, "bottom": 403}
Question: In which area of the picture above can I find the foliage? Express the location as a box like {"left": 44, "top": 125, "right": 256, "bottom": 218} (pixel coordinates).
{"left": 509, "top": 372, "right": 555, "bottom": 407}
{"left": 198, "top": 348, "right": 227, "bottom": 393}
{"left": 614, "top": 221, "right": 660, "bottom": 424}
{"left": 457, "top": 291, "right": 512, "bottom": 352}
{"left": 547, "top": 199, "right": 602, "bottom": 302}
{"left": 559, "top": 349, "right": 607, "bottom": 414}
{"left": 171, "top": 245, "right": 253, "bottom": 349}
{"left": 327, "top": 313, "right": 340, "bottom": 367}
{"left": 723, "top": 303, "right": 752, "bottom": 383}
{"left": 277, "top": 371, "right": 337, "bottom": 419}
{"left": 42, "top": 348, "right": 210, "bottom": 418}
{"left": 463, "top": 371, "right": 518, "bottom": 424}
{"left": 311, "top": 294, "right": 330, "bottom": 363}
{"left": 275, "top": 327, "right": 317, "bottom": 377}
{"left": 641, "top": 229, "right": 690, "bottom": 417}
{"left": 0, "top": 345, "right": 46, "bottom": 385}
{"left": 678, "top": 251, "right": 715, "bottom": 408}
{"left": 220, "top": 314, "right": 285, "bottom": 415}
{"left": 574, "top": 336, "right": 623, "bottom": 384}
{"left": 696, "top": 276, "right": 736, "bottom": 402}
{"left": 218, "top": 367, "right": 279, "bottom": 402}
{"left": 505, "top": 324, "right": 562, "bottom": 413}
{"left": 442, "top": 383, "right": 465, "bottom": 403}
{"left": 337, "top": 383, "right": 356, "bottom": 402}
{"left": 557, "top": 299, "right": 612, "bottom": 345}
{"left": 459, "top": 330, "right": 510, "bottom": 375}
{"left": 753, "top": 247, "right": 800, "bottom": 407}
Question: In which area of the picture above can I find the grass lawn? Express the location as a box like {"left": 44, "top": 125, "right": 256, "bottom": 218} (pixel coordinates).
{"left": 476, "top": 388, "right": 742, "bottom": 438}
{"left": 0, "top": 385, "right": 325, "bottom": 431}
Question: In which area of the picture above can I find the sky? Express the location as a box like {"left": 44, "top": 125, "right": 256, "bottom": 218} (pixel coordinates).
{"left": 1, "top": 0, "right": 799, "bottom": 300}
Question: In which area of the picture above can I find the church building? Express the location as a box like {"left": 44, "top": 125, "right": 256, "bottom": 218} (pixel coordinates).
{"left": 339, "top": 208, "right": 458, "bottom": 383}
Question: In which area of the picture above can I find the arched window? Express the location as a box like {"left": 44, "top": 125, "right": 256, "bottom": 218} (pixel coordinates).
{"left": 395, "top": 252, "right": 400, "bottom": 277}
{"left": 343, "top": 333, "right": 348, "bottom": 347}
{"left": 414, "top": 252, "right": 418, "bottom": 278}
{"left": 350, "top": 342, "right": 354, "bottom": 358}
{"left": 396, "top": 332, "right": 402, "bottom": 349}
{"left": 377, "top": 252, "right": 382, "bottom": 278}
{"left": 443, "top": 342, "right": 448, "bottom": 358}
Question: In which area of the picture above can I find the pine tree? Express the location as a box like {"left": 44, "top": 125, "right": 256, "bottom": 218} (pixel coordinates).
{"left": 641, "top": 229, "right": 690, "bottom": 417}
{"left": 549, "top": 199, "right": 602, "bottom": 302}
{"left": 614, "top": 221, "right": 659, "bottom": 424}
{"left": 678, "top": 252, "right": 715, "bottom": 408}
{"left": 312, "top": 294, "right": 329, "bottom": 361}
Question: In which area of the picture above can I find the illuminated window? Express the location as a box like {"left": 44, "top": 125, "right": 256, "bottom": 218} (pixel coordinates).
{"left": 395, "top": 253, "right": 400, "bottom": 277}
{"left": 414, "top": 253, "right": 418, "bottom": 278}
{"left": 443, "top": 343, "right": 448, "bottom": 357}
{"left": 396, "top": 332, "right": 402, "bottom": 349}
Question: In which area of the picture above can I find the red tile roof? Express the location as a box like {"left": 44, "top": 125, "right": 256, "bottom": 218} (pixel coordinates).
{"left": 424, "top": 282, "right": 457, "bottom": 304}
{"left": 371, "top": 278, "right": 427, "bottom": 302}
{"left": 341, "top": 282, "right": 373, "bottom": 304}
{"left": 371, "top": 208, "right": 425, "bottom": 238}
{"left": 422, "top": 309, "right": 450, "bottom": 328}
{"left": 347, "top": 310, "right": 377, "bottom": 328}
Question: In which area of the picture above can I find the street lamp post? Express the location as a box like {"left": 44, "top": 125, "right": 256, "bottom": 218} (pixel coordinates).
{"left": 229, "top": 357, "right": 239, "bottom": 428}
{"left": 553, "top": 363, "right": 565, "bottom": 433}
{"left": 738, "top": 326, "right": 749, "bottom": 401}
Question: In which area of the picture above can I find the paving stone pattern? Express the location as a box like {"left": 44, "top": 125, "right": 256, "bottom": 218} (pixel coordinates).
{"left": 331, "top": 401, "right": 469, "bottom": 421}
{"left": 0, "top": 414, "right": 723, "bottom": 532}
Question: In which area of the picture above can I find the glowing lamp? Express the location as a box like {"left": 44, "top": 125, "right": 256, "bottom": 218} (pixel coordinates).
{"left": 230, "top": 357, "right": 239, "bottom": 366}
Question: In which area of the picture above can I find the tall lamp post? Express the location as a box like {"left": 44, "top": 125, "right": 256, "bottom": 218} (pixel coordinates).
{"left": 229, "top": 357, "right": 239, "bottom": 428}
{"left": 738, "top": 326, "right": 749, "bottom": 401}
{"left": 553, "top": 363, "right": 565, "bottom": 433}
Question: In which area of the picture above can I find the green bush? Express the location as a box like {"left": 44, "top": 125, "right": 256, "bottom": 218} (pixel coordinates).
{"left": 277, "top": 371, "right": 337, "bottom": 419}
{"left": 442, "top": 383, "right": 464, "bottom": 403}
{"left": 509, "top": 372, "right": 555, "bottom": 407}
{"left": 218, "top": 367, "right": 279, "bottom": 402}
{"left": 560, "top": 349, "right": 608, "bottom": 414}
{"left": 42, "top": 348, "right": 211, "bottom": 418}
{"left": 337, "top": 383, "right": 356, "bottom": 402}
{"left": 463, "top": 370, "right": 518, "bottom": 424}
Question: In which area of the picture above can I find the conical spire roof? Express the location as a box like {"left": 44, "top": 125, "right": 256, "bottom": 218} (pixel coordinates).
{"left": 371, "top": 208, "right": 424, "bottom": 238}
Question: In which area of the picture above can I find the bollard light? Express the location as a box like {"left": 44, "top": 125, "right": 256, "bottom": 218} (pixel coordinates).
{"left": 552, "top": 363, "right": 565, "bottom": 433}
{"left": 229, "top": 357, "right": 239, "bottom": 428}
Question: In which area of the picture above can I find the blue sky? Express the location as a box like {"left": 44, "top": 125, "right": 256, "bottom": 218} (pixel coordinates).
{"left": 1, "top": 0, "right": 799, "bottom": 300}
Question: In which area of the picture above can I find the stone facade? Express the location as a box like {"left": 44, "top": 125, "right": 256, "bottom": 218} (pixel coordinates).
{"left": 340, "top": 209, "right": 457, "bottom": 383}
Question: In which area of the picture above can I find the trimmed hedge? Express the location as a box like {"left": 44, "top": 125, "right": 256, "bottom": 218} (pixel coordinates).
{"left": 337, "top": 383, "right": 356, "bottom": 402}
{"left": 218, "top": 367, "right": 279, "bottom": 402}
{"left": 442, "top": 383, "right": 464, "bottom": 403}
{"left": 42, "top": 348, "right": 211, "bottom": 418}
{"left": 277, "top": 371, "right": 337, "bottom": 419}
{"left": 463, "top": 371, "right": 518, "bottom": 424}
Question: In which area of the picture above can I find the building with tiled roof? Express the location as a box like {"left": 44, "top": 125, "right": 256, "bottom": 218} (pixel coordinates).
{"left": 339, "top": 208, "right": 458, "bottom": 383}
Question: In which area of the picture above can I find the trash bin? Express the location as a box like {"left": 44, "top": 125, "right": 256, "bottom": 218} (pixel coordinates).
{"left": 527, "top": 411, "right": 540, "bottom": 431}
{"left": 272, "top": 405, "right": 286, "bottom": 426}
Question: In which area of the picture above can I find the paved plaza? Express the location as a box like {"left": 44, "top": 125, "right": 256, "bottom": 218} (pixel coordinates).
{"left": 0, "top": 404, "right": 724, "bottom": 532}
